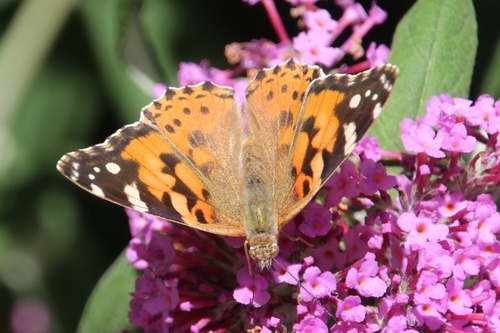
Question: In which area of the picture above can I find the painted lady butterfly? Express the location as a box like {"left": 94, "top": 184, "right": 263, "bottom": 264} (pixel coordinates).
{"left": 57, "top": 59, "right": 398, "bottom": 270}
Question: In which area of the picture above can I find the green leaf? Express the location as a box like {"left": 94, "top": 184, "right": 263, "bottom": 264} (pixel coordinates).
{"left": 371, "top": 0, "right": 478, "bottom": 151}
{"left": 77, "top": 252, "right": 138, "bottom": 333}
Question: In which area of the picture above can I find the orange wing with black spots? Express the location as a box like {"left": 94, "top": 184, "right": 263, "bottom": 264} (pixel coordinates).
{"left": 57, "top": 82, "right": 247, "bottom": 237}
{"left": 278, "top": 64, "right": 399, "bottom": 224}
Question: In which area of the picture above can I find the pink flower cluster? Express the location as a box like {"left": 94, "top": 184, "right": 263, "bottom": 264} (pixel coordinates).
{"left": 126, "top": 91, "right": 500, "bottom": 332}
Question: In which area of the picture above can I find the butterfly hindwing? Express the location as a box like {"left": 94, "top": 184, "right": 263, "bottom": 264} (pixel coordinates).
{"left": 244, "top": 60, "right": 325, "bottom": 212}
{"left": 141, "top": 82, "right": 245, "bottom": 222}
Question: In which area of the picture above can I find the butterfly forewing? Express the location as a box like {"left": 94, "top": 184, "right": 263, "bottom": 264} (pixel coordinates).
{"left": 278, "top": 64, "right": 399, "bottom": 224}
{"left": 57, "top": 83, "right": 248, "bottom": 237}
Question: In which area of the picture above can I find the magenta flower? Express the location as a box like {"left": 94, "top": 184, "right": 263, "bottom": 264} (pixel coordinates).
{"left": 303, "top": 9, "right": 338, "bottom": 32}
{"left": 293, "top": 30, "right": 343, "bottom": 67}
{"left": 129, "top": 271, "right": 179, "bottom": 330}
{"left": 346, "top": 254, "right": 387, "bottom": 297}
{"left": 441, "top": 123, "right": 476, "bottom": 153}
{"left": 341, "top": 3, "right": 387, "bottom": 52}
{"left": 400, "top": 120, "right": 446, "bottom": 158}
{"left": 398, "top": 212, "right": 449, "bottom": 249}
{"left": 354, "top": 135, "right": 382, "bottom": 161}
{"left": 417, "top": 242, "right": 454, "bottom": 280}
{"left": 299, "top": 202, "right": 332, "bottom": 237}
{"left": 335, "top": 296, "right": 366, "bottom": 323}
{"left": 423, "top": 93, "right": 451, "bottom": 126}
{"left": 452, "top": 246, "right": 480, "bottom": 281}
{"left": 359, "top": 159, "right": 397, "bottom": 195}
{"left": 440, "top": 96, "right": 473, "bottom": 119}
{"left": 437, "top": 191, "right": 468, "bottom": 218}
{"left": 177, "top": 61, "right": 212, "bottom": 85}
{"left": 466, "top": 194, "right": 500, "bottom": 244}
{"left": 412, "top": 292, "right": 446, "bottom": 330}
{"left": 415, "top": 271, "right": 446, "bottom": 302}
{"left": 324, "top": 160, "right": 360, "bottom": 207}
{"left": 445, "top": 277, "right": 473, "bottom": 315}
{"left": 271, "top": 259, "right": 301, "bottom": 285}
{"left": 300, "top": 266, "right": 336, "bottom": 302}
{"left": 366, "top": 42, "right": 390, "bottom": 67}
{"left": 466, "top": 94, "right": 499, "bottom": 134}
{"left": 293, "top": 316, "right": 328, "bottom": 333}
{"left": 311, "top": 236, "right": 347, "bottom": 271}
{"left": 233, "top": 269, "right": 270, "bottom": 307}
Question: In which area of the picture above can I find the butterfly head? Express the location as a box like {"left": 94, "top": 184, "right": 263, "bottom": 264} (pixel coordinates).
{"left": 248, "top": 234, "right": 279, "bottom": 270}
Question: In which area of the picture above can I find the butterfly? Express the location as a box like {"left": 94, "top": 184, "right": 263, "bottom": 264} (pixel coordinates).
{"left": 57, "top": 59, "right": 398, "bottom": 270}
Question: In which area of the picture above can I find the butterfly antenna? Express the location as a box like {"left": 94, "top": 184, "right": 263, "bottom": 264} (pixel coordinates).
{"left": 272, "top": 258, "right": 338, "bottom": 323}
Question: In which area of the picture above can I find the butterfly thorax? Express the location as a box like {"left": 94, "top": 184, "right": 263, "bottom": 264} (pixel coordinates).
{"left": 241, "top": 138, "right": 279, "bottom": 270}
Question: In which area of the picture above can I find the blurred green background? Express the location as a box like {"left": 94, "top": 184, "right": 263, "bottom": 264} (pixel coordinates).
{"left": 0, "top": 0, "right": 499, "bottom": 332}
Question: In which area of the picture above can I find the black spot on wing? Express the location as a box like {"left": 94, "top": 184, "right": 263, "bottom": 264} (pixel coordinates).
{"left": 188, "top": 130, "right": 207, "bottom": 148}
{"left": 279, "top": 110, "right": 294, "bottom": 128}
{"left": 164, "top": 89, "right": 176, "bottom": 100}
{"left": 200, "top": 106, "right": 210, "bottom": 114}
{"left": 254, "top": 70, "right": 266, "bottom": 82}
{"left": 321, "top": 124, "right": 347, "bottom": 180}
{"left": 160, "top": 153, "right": 181, "bottom": 174}
{"left": 200, "top": 162, "right": 215, "bottom": 176}
{"left": 301, "top": 116, "right": 319, "bottom": 140}
{"left": 195, "top": 209, "right": 209, "bottom": 224}
{"left": 285, "top": 59, "right": 296, "bottom": 70}
{"left": 302, "top": 179, "right": 311, "bottom": 197}
{"left": 165, "top": 124, "right": 175, "bottom": 133}
{"left": 202, "top": 81, "right": 215, "bottom": 92}
{"left": 273, "top": 64, "right": 282, "bottom": 75}
{"left": 183, "top": 86, "right": 194, "bottom": 95}
{"left": 301, "top": 146, "right": 318, "bottom": 178}
{"left": 160, "top": 153, "right": 203, "bottom": 203}
{"left": 266, "top": 90, "right": 274, "bottom": 101}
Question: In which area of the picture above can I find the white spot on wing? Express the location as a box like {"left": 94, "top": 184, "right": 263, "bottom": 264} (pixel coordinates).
{"left": 90, "top": 184, "right": 105, "bottom": 197}
{"left": 124, "top": 183, "right": 148, "bottom": 211}
{"left": 373, "top": 102, "right": 383, "bottom": 119}
{"left": 365, "top": 89, "right": 372, "bottom": 97}
{"left": 106, "top": 162, "right": 121, "bottom": 175}
{"left": 72, "top": 162, "right": 80, "bottom": 170}
{"left": 343, "top": 122, "right": 357, "bottom": 155}
{"left": 372, "top": 94, "right": 379, "bottom": 101}
{"left": 71, "top": 170, "right": 79, "bottom": 180}
{"left": 89, "top": 174, "right": 95, "bottom": 180}
{"left": 93, "top": 167, "right": 101, "bottom": 173}
{"left": 349, "top": 94, "right": 362, "bottom": 108}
